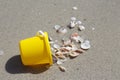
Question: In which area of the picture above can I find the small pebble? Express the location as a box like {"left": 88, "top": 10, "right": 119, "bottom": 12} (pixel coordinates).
{"left": 72, "top": 6, "right": 78, "bottom": 10}
{"left": 92, "top": 27, "right": 95, "bottom": 30}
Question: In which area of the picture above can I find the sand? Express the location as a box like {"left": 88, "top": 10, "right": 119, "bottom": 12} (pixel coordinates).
{"left": 0, "top": 0, "right": 120, "bottom": 80}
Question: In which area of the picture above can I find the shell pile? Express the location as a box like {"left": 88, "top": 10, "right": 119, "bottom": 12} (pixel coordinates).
{"left": 49, "top": 7, "right": 92, "bottom": 72}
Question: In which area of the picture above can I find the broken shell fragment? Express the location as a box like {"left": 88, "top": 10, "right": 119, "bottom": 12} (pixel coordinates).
{"left": 81, "top": 40, "right": 91, "bottom": 49}
{"left": 54, "top": 25, "right": 61, "bottom": 30}
{"left": 78, "top": 25, "right": 85, "bottom": 31}
{"left": 58, "top": 65, "right": 66, "bottom": 72}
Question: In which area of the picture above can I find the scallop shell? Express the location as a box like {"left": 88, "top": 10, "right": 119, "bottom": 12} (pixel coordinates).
{"left": 81, "top": 42, "right": 91, "bottom": 49}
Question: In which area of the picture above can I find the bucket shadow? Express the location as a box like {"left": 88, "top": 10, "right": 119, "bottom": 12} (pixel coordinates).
{"left": 5, "top": 55, "right": 49, "bottom": 74}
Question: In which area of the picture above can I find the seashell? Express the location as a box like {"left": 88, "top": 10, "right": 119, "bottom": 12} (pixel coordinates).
{"left": 58, "top": 28, "right": 67, "bottom": 34}
{"left": 69, "top": 21, "right": 76, "bottom": 28}
{"left": 78, "top": 25, "right": 85, "bottom": 31}
{"left": 62, "top": 38, "right": 72, "bottom": 46}
{"left": 72, "top": 6, "right": 78, "bottom": 10}
{"left": 69, "top": 51, "right": 79, "bottom": 58}
{"left": 54, "top": 25, "right": 61, "bottom": 30}
{"left": 53, "top": 44, "right": 60, "bottom": 49}
{"left": 58, "top": 65, "right": 66, "bottom": 72}
{"left": 71, "top": 33, "right": 82, "bottom": 42}
{"left": 77, "top": 36, "right": 84, "bottom": 43}
{"left": 55, "top": 51, "right": 66, "bottom": 59}
{"left": 80, "top": 41, "right": 91, "bottom": 49}
{"left": 57, "top": 60, "right": 63, "bottom": 65}
{"left": 74, "top": 49, "right": 85, "bottom": 53}
{"left": 70, "top": 44, "right": 78, "bottom": 51}
{"left": 71, "top": 17, "right": 76, "bottom": 21}
{"left": 60, "top": 47, "right": 70, "bottom": 52}
{"left": 76, "top": 21, "right": 82, "bottom": 25}
{"left": 71, "top": 32, "right": 79, "bottom": 37}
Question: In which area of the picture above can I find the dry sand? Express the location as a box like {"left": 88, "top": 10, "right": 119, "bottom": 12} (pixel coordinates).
{"left": 0, "top": 0, "right": 120, "bottom": 80}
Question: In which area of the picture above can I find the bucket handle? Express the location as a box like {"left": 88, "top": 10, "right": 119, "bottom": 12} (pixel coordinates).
{"left": 36, "top": 30, "right": 45, "bottom": 37}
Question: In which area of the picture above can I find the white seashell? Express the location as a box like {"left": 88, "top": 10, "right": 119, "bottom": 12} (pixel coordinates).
{"left": 58, "top": 65, "right": 66, "bottom": 72}
{"left": 54, "top": 25, "right": 61, "bottom": 30}
{"left": 69, "top": 21, "right": 76, "bottom": 28}
{"left": 58, "top": 28, "right": 67, "bottom": 34}
{"left": 53, "top": 44, "right": 60, "bottom": 49}
{"left": 76, "top": 21, "right": 82, "bottom": 25}
{"left": 81, "top": 42, "right": 91, "bottom": 49}
{"left": 57, "top": 60, "right": 63, "bottom": 65}
{"left": 78, "top": 36, "right": 84, "bottom": 43}
{"left": 72, "top": 6, "right": 78, "bottom": 10}
{"left": 71, "top": 17, "right": 76, "bottom": 21}
{"left": 78, "top": 25, "right": 85, "bottom": 31}
{"left": 0, "top": 50, "right": 4, "bottom": 55}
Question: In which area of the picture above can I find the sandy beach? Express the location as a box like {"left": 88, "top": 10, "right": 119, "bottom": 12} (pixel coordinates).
{"left": 0, "top": 0, "right": 120, "bottom": 80}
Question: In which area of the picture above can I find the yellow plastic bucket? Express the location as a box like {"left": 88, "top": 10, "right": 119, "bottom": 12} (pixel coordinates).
{"left": 19, "top": 31, "right": 53, "bottom": 66}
